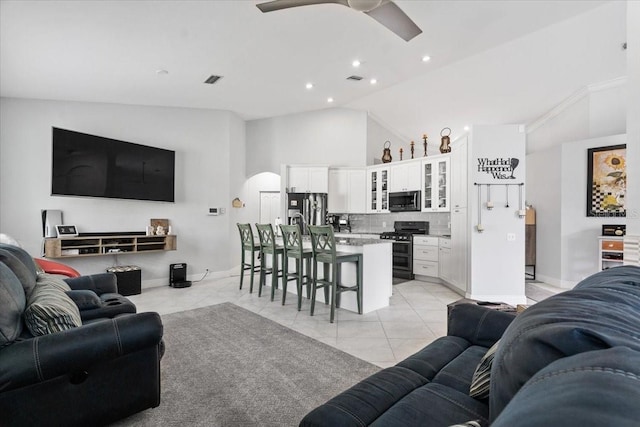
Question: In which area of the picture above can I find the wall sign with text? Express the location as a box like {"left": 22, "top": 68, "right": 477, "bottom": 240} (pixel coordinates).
{"left": 477, "top": 157, "right": 520, "bottom": 180}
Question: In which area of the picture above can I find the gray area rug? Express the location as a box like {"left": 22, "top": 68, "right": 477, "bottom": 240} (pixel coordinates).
{"left": 112, "top": 302, "right": 380, "bottom": 426}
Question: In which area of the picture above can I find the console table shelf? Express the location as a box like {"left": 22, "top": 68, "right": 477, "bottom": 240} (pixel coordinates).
{"left": 44, "top": 234, "right": 177, "bottom": 258}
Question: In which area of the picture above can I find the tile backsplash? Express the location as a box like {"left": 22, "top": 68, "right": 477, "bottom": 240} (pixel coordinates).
{"left": 347, "top": 212, "right": 451, "bottom": 235}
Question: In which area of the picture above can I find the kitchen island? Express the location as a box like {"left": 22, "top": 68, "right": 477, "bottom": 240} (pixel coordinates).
{"left": 275, "top": 236, "right": 393, "bottom": 314}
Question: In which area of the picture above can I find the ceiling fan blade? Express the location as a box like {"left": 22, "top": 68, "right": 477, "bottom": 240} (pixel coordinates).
{"left": 365, "top": 1, "right": 422, "bottom": 41}
{"left": 256, "top": 0, "right": 348, "bottom": 13}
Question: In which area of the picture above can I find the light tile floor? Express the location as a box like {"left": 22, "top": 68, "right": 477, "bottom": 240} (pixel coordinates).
{"left": 129, "top": 275, "right": 551, "bottom": 368}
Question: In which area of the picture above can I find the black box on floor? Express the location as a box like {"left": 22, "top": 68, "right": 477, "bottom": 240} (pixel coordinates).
{"left": 169, "top": 263, "right": 192, "bottom": 288}
{"left": 106, "top": 265, "right": 142, "bottom": 296}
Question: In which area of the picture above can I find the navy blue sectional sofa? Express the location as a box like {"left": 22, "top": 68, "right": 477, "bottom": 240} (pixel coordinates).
{"left": 301, "top": 266, "right": 640, "bottom": 427}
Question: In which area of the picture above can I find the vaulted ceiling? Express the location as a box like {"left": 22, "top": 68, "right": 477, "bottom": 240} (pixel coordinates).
{"left": 0, "top": 1, "right": 626, "bottom": 142}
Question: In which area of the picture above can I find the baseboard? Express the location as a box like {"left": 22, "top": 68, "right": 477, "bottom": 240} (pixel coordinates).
{"left": 141, "top": 269, "right": 231, "bottom": 290}
{"left": 535, "top": 273, "right": 575, "bottom": 289}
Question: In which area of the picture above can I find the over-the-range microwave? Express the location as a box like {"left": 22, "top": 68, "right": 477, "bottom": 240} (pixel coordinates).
{"left": 389, "top": 191, "right": 421, "bottom": 212}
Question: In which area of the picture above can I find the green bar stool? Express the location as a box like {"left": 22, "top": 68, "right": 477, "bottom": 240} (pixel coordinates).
{"left": 237, "top": 223, "right": 261, "bottom": 293}
{"left": 255, "top": 223, "right": 285, "bottom": 301}
{"left": 279, "top": 224, "right": 313, "bottom": 310}
{"left": 308, "top": 225, "right": 363, "bottom": 323}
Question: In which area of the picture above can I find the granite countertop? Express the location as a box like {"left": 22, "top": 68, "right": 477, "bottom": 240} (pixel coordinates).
{"left": 334, "top": 237, "right": 387, "bottom": 246}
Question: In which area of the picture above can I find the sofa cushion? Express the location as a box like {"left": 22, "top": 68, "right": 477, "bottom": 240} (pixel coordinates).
{"left": 299, "top": 366, "right": 428, "bottom": 427}
{"left": 489, "top": 266, "right": 640, "bottom": 420}
{"left": 369, "top": 383, "right": 489, "bottom": 427}
{"left": 24, "top": 280, "right": 82, "bottom": 336}
{"left": 397, "top": 336, "right": 471, "bottom": 380}
{"left": 66, "top": 289, "right": 102, "bottom": 310}
{"left": 0, "top": 263, "right": 26, "bottom": 346}
{"left": 0, "top": 244, "right": 38, "bottom": 298}
{"left": 431, "top": 345, "right": 488, "bottom": 395}
{"left": 491, "top": 347, "right": 640, "bottom": 427}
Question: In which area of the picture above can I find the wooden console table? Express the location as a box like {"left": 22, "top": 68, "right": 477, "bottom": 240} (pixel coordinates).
{"left": 44, "top": 234, "right": 176, "bottom": 258}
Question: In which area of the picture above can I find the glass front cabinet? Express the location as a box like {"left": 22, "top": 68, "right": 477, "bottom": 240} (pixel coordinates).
{"left": 366, "top": 166, "right": 390, "bottom": 213}
{"left": 422, "top": 157, "right": 450, "bottom": 212}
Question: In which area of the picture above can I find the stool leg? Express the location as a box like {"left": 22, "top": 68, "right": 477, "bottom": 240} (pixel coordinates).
{"left": 239, "top": 248, "right": 245, "bottom": 290}
{"left": 310, "top": 260, "right": 318, "bottom": 316}
{"left": 323, "top": 263, "right": 330, "bottom": 305}
{"left": 282, "top": 255, "right": 289, "bottom": 305}
{"left": 330, "top": 263, "right": 338, "bottom": 323}
{"left": 249, "top": 251, "right": 255, "bottom": 294}
{"left": 305, "top": 257, "right": 311, "bottom": 299}
{"left": 295, "top": 257, "right": 303, "bottom": 311}
{"left": 336, "top": 263, "right": 342, "bottom": 309}
{"left": 258, "top": 252, "right": 265, "bottom": 297}
{"left": 271, "top": 253, "right": 277, "bottom": 302}
{"left": 357, "top": 258, "right": 363, "bottom": 315}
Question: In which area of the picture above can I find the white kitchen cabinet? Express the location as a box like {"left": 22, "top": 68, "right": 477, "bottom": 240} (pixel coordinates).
{"left": 348, "top": 169, "right": 366, "bottom": 213}
{"left": 422, "top": 156, "right": 450, "bottom": 212}
{"left": 389, "top": 160, "right": 421, "bottom": 192}
{"left": 438, "top": 238, "right": 452, "bottom": 283}
{"left": 366, "top": 166, "right": 390, "bottom": 213}
{"left": 288, "top": 166, "right": 329, "bottom": 193}
{"left": 413, "top": 235, "right": 439, "bottom": 278}
{"left": 328, "top": 168, "right": 366, "bottom": 214}
{"left": 451, "top": 136, "right": 468, "bottom": 209}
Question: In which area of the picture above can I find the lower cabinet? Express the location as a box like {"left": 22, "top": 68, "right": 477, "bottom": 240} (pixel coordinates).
{"left": 439, "top": 238, "right": 452, "bottom": 283}
{"left": 413, "top": 236, "right": 439, "bottom": 277}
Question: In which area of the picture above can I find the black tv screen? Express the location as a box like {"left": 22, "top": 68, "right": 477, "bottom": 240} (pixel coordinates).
{"left": 51, "top": 127, "right": 175, "bottom": 202}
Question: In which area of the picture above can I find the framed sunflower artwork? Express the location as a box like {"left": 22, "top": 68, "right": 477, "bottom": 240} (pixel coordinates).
{"left": 587, "top": 144, "right": 626, "bottom": 217}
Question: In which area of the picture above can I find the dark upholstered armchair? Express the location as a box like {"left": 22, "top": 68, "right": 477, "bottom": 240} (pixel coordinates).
{"left": 0, "top": 244, "right": 163, "bottom": 426}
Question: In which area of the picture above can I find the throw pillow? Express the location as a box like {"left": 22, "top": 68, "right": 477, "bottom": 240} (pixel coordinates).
{"left": 24, "top": 278, "right": 81, "bottom": 336}
{"left": 469, "top": 340, "right": 500, "bottom": 400}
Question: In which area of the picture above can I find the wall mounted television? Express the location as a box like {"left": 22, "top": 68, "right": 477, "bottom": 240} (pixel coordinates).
{"left": 51, "top": 127, "right": 175, "bottom": 202}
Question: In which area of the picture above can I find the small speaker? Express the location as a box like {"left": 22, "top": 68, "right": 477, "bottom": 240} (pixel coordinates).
{"left": 169, "top": 263, "right": 191, "bottom": 288}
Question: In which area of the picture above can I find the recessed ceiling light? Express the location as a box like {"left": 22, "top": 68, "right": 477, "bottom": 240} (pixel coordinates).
{"left": 422, "top": 55, "right": 431, "bottom": 62}
{"left": 370, "top": 78, "right": 377, "bottom": 85}
{"left": 306, "top": 83, "right": 314, "bottom": 89}
{"left": 352, "top": 60, "right": 361, "bottom": 67}
{"left": 156, "top": 69, "right": 169, "bottom": 75}
{"left": 327, "top": 97, "right": 334, "bottom": 103}
{"left": 464, "top": 125, "right": 470, "bottom": 131}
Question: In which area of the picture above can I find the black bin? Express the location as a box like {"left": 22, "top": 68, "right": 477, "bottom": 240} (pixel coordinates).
{"left": 106, "top": 265, "right": 142, "bottom": 296}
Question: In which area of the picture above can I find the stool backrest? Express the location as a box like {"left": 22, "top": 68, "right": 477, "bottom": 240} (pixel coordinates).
{"left": 237, "top": 223, "right": 256, "bottom": 250}
{"left": 255, "top": 223, "right": 277, "bottom": 252}
{"left": 308, "top": 225, "right": 337, "bottom": 262}
{"left": 280, "top": 224, "right": 303, "bottom": 254}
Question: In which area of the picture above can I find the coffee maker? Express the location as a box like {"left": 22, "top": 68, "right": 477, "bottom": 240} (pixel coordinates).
{"left": 327, "top": 214, "right": 341, "bottom": 232}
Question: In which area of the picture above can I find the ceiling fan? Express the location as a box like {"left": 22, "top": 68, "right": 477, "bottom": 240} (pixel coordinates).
{"left": 256, "top": 0, "right": 422, "bottom": 42}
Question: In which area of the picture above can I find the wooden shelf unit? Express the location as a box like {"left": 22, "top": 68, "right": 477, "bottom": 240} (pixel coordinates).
{"left": 44, "top": 234, "right": 177, "bottom": 258}
{"left": 598, "top": 236, "right": 623, "bottom": 271}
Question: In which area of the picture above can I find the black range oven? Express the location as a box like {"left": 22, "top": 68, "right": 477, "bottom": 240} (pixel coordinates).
{"left": 380, "top": 221, "right": 429, "bottom": 280}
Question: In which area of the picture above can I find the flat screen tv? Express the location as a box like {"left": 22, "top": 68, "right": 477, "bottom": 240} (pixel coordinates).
{"left": 51, "top": 127, "right": 175, "bottom": 202}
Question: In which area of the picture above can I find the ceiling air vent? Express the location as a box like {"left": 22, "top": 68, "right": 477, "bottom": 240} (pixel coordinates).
{"left": 346, "top": 75, "right": 364, "bottom": 81}
{"left": 204, "top": 75, "right": 223, "bottom": 85}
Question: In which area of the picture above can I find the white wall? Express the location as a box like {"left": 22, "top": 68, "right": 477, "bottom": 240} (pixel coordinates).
{"left": 527, "top": 134, "right": 627, "bottom": 287}
{"left": 245, "top": 108, "right": 367, "bottom": 175}
{"left": 468, "top": 125, "right": 527, "bottom": 304}
{"left": 626, "top": 0, "right": 640, "bottom": 240}
{"left": 526, "top": 146, "right": 562, "bottom": 283}
{"left": 366, "top": 115, "right": 407, "bottom": 166}
{"left": 0, "top": 97, "right": 241, "bottom": 286}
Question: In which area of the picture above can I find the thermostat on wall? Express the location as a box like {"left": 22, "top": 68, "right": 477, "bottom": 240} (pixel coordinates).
{"left": 208, "top": 207, "right": 222, "bottom": 216}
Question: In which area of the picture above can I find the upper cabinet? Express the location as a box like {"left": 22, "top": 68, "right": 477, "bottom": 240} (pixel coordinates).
{"left": 288, "top": 166, "right": 329, "bottom": 193}
{"left": 366, "top": 166, "right": 390, "bottom": 213}
{"left": 422, "top": 156, "right": 450, "bottom": 212}
{"left": 328, "top": 168, "right": 366, "bottom": 214}
{"left": 451, "top": 136, "right": 468, "bottom": 209}
{"left": 389, "top": 161, "right": 422, "bottom": 192}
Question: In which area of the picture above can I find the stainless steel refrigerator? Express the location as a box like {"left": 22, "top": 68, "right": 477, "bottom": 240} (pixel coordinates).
{"left": 286, "top": 193, "right": 327, "bottom": 234}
